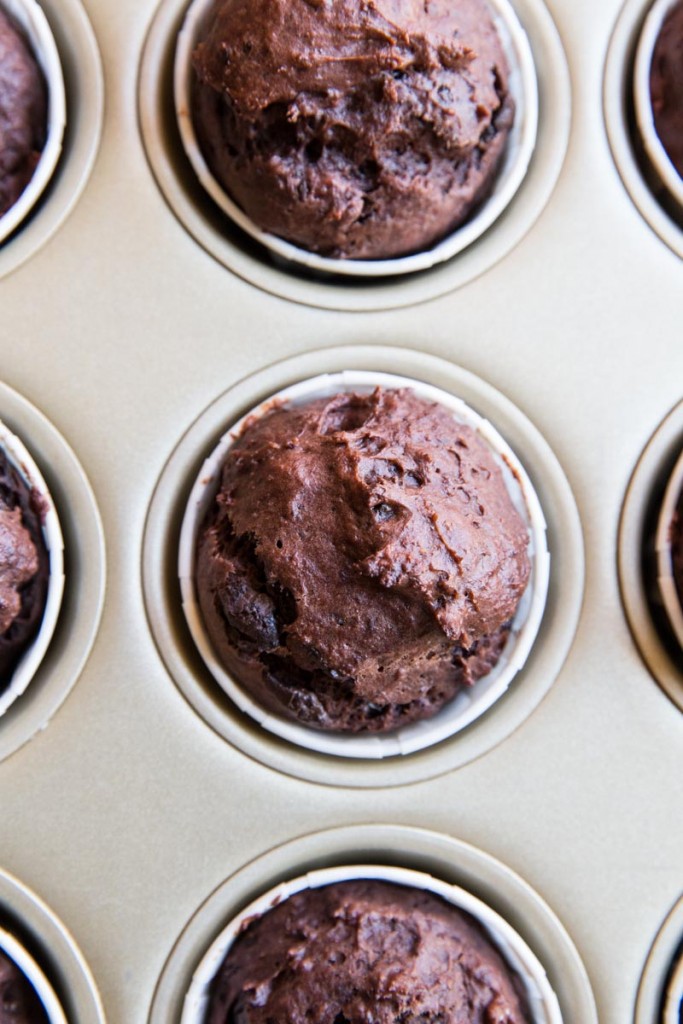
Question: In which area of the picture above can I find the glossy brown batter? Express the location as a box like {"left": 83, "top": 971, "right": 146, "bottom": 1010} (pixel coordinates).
{"left": 0, "top": 950, "right": 48, "bottom": 1024}
{"left": 0, "top": 448, "right": 49, "bottom": 689}
{"left": 196, "top": 388, "right": 530, "bottom": 733}
{"left": 191, "top": 0, "right": 514, "bottom": 259}
{"left": 207, "top": 880, "right": 530, "bottom": 1024}
{"left": 0, "top": 7, "right": 47, "bottom": 219}
{"left": 650, "top": 0, "right": 683, "bottom": 178}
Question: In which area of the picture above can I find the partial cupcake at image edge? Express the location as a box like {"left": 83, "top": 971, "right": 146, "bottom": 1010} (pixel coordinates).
{"left": 180, "top": 372, "right": 549, "bottom": 756}
{"left": 182, "top": 867, "right": 561, "bottom": 1024}
{"left": 0, "top": 420, "right": 63, "bottom": 716}
{"left": 635, "top": 0, "right": 683, "bottom": 210}
{"left": 175, "top": 0, "right": 538, "bottom": 273}
{"left": 0, "top": 928, "right": 66, "bottom": 1024}
{"left": 0, "top": 0, "right": 65, "bottom": 242}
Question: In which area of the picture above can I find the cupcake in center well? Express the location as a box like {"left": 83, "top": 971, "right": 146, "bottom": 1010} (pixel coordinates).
{"left": 195, "top": 387, "right": 531, "bottom": 734}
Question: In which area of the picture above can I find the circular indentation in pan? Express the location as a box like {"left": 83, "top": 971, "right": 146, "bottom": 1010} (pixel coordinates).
{"left": 142, "top": 345, "right": 583, "bottom": 787}
{"left": 0, "top": 0, "right": 103, "bottom": 281}
{"left": 0, "top": 866, "right": 105, "bottom": 1024}
{"left": 636, "top": 893, "right": 683, "bottom": 1024}
{"left": 604, "top": 0, "right": 683, "bottom": 259}
{"left": 0, "top": 380, "right": 106, "bottom": 762}
{"left": 618, "top": 398, "right": 683, "bottom": 712}
{"left": 148, "top": 824, "right": 596, "bottom": 1024}
{"left": 138, "top": 0, "right": 570, "bottom": 311}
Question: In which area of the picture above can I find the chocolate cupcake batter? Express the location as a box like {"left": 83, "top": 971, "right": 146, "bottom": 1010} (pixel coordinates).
{"left": 650, "top": 0, "right": 683, "bottom": 179}
{"left": 192, "top": 0, "right": 515, "bottom": 259}
{"left": 207, "top": 879, "right": 530, "bottom": 1024}
{"left": 0, "top": 950, "right": 48, "bottom": 1024}
{"left": 0, "top": 6, "right": 47, "bottom": 220}
{"left": 196, "top": 388, "right": 530, "bottom": 733}
{"left": 0, "top": 448, "right": 49, "bottom": 689}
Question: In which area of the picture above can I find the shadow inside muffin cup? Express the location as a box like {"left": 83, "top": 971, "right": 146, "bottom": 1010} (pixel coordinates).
{"left": 178, "top": 370, "right": 549, "bottom": 760}
{"left": 0, "top": 927, "right": 68, "bottom": 1024}
{"left": 174, "top": 0, "right": 539, "bottom": 279}
{"left": 180, "top": 864, "right": 562, "bottom": 1024}
{"left": 0, "top": 0, "right": 66, "bottom": 245}
{"left": 633, "top": 0, "right": 683, "bottom": 214}
{"left": 0, "top": 420, "right": 64, "bottom": 718}
{"left": 656, "top": 448, "right": 683, "bottom": 653}
{"left": 663, "top": 945, "right": 683, "bottom": 1024}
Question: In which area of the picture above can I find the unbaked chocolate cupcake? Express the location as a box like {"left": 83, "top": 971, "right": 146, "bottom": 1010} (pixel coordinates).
{"left": 0, "top": 0, "right": 66, "bottom": 243}
{"left": 206, "top": 879, "right": 530, "bottom": 1024}
{"left": 634, "top": 0, "right": 683, "bottom": 211}
{"left": 650, "top": 0, "right": 683, "bottom": 181}
{"left": 189, "top": 381, "right": 541, "bottom": 738}
{"left": 0, "top": 4, "right": 47, "bottom": 219}
{"left": 0, "top": 420, "right": 64, "bottom": 716}
{"left": 0, "top": 444, "right": 49, "bottom": 688}
{"left": 189, "top": 0, "right": 515, "bottom": 261}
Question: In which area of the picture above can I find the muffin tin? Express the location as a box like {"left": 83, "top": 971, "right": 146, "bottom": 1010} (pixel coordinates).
{"left": 1, "top": 0, "right": 682, "bottom": 1021}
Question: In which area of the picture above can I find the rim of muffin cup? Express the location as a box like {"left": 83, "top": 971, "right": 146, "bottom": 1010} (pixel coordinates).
{"left": 181, "top": 863, "right": 562, "bottom": 1024}
{"left": 655, "top": 447, "right": 683, "bottom": 652}
{"left": 664, "top": 948, "right": 683, "bottom": 1024}
{"left": 174, "top": 0, "right": 539, "bottom": 278}
{"left": 0, "top": 926, "right": 68, "bottom": 1024}
{"left": 0, "top": 0, "right": 66, "bottom": 245}
{"left": 178, "top": 369, "right": 550, "bottom": 761}
{"left": 633, "top": 0, "right": 683, "bottom": 212}
{"left": 0, "top": 419, "right": 64, "bottom": 718}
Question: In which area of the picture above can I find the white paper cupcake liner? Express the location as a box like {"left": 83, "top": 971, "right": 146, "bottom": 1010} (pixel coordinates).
{"left": 0, "top": 419, "right": 64, "bottom": 717}
{"left": 655, "top": 448, "right": 683, "bottom": 652}
{"left": 0, "top": 927, "right": 68, "bottom": 1024}
{"left": 0, "top": 0, "right": 66, "bottom": 245}
{"left": 664, "top": 948, "right": 683, "bottom": 1024}
{"left": 179, "top": 370, "right": 549, "bottom": 760}
{"left": 633, "top": 0, "right": 683, "bottom": 212}
{"left": 181, "top": 863, "right": 562, "bottom": 1024}
{"left": 174, "top": 0, "right": 538, "bottom": 278}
